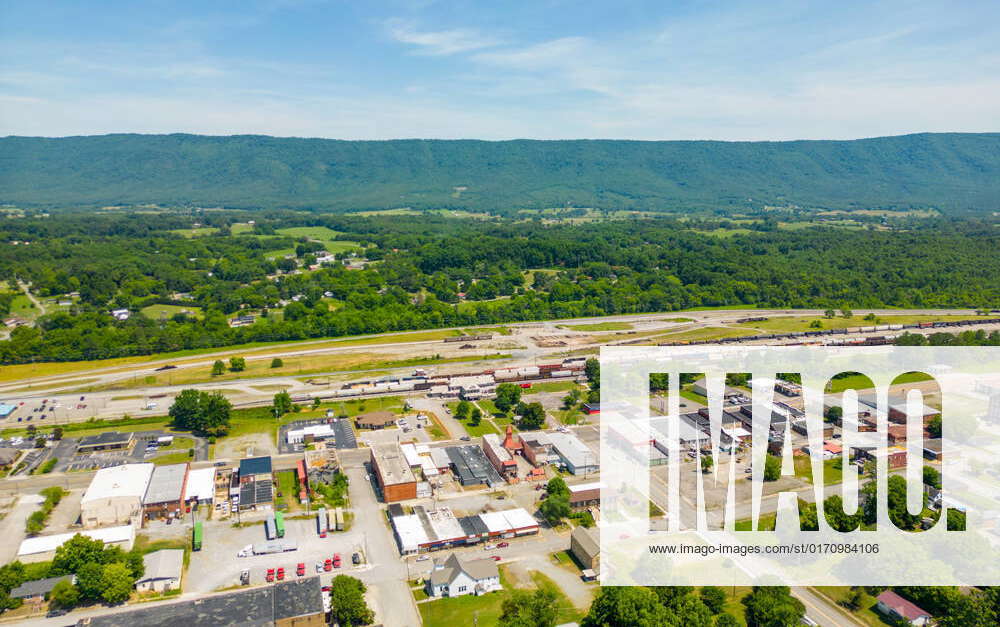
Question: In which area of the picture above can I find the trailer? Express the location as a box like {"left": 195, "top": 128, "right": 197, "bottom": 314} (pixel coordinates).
{"left": 252, "top": 540, "right": 298, "bottom": 555}
{"left": 192, "top": 521, "right": 203, "bottom": 551}
{"left": 334, "top": 507, "right": 345, "bottom": 531}
{"left": 265, "top": 513, "right": 277, "bottom": 540}
{"left": 317, "top": 508, "right": 328, "bottom": 535}
{"left": 275, "top": 511, "right": 286, "bottom": 538}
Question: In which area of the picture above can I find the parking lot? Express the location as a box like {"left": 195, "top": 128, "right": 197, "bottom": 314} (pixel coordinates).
{"left": 186, "top": 514, "right": 369, "bottom": 594}
{"left": 277, "top": 417, "right": 358, "bottom": 455}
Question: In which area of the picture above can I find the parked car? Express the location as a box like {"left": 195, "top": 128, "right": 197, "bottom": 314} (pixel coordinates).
{"left": 333, "top": 553, "right": 341, "bottom": 568}
{"left": 266, "top": 568, "right": 275, "bottom": 583}
{"left": 296, "top": 563, "right": 305, "bottom": 577}
{"left": 315, "top": 562, "right": 323, "bottom": 573}
{"left": 484, "top": 544, "right": 497, "bottom": 550}
{"left": 324, "top": 559, "right": 332, "bottom": 572}
{"left": 352, "top": 552, "right": 361, "bottom": 565}
{"left": 276, "top": 567, "right": 285, "bottom": 581}
{"left": 240, "top": 570, "right": 250, "bottom": 585}
{"left": 491, "top": 556, "right": 502, "bottom": 561}
{"left": 497, "top": 542, "right": 509, "bottom": 548}
{"left": 460, "top": 435, "right": 471, "bottom": 441}
{"left": 416, "top": 555, "right": 429, "bottom": 562}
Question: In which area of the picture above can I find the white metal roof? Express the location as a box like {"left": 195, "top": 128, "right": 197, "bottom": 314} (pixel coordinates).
{"left": 400, "top": 443, "right": 422, "bottom": 468}
{"left": 392, "top": 514, "right": 429, "bottom": 552}
{"left": 82, "top": 463, "right": 154, "bottom": 503}
{"left": 18, "top": 525, "right": 135, "bottom": 557}
{"left": 286, "top": 424, "right": 335, "bottom": 443}
{"left": 479, "top": 510, "right": 512, "bottom": 533}
{"left": 568, "top": 481, "right": 603, "bottom": 493}
{"left": 650, "top": 417, "right": 710, "bottom": 445}
{"left": 546, "top": 432, "right": 598, "bottom": 469}
{"left": 185, "top": 467, "right": 216, "bottom": 502}
{"left": 500, "top": 508, "right": 537, "bottom": 530}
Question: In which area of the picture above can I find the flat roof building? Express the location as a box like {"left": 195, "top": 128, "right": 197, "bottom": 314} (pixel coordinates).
{"left": 391, "top": 506, "right": 539, "bottom": 554}
{"left": 77, "top": 576, "right": 325, "bottom": 627}
{"left": 18, "top": 525, "right": 135, "bottom": 563}
{"left": 446, "top": 445, "right": 503, "bottom": 486}
{"left": 185, "top": 467, "right": 216, "bottom": 504}
{"left": 356, "top": 410, "right": 397, "bottom": 430}
{"left": 77, "top": 431, "right": 135, "bottom": 454}
{"left": 81, "top": 463, "right": 154, "bottom": 528}
{"left": 546, "top": 432, "right": 599, "bottom": 475}
{"left": 238, "top": 456, "right": 273, "bottom": 509}
{"left": 482, "top": 433, "right": 517, "bottom": 480}
{"left": 143, "top": 463, "right": 189, "bottom": 521}
{"left": 371, "top": 443, "right": 417, "bottom": 502}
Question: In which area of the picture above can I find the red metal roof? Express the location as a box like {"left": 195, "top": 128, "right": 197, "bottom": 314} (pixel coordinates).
{"left": 877, "top": 590, "right": 930, "bottom": 621}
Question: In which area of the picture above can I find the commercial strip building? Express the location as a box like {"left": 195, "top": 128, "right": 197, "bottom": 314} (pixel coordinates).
{"left": 391, "top": 506, "right": 539, "bottom": 554}
{"left": 76, "top": 431, "right": 136, "bottom": 454}
{"left": 142, "top": 463, "right": 189, "bottom": 521}
{"left": 18, "top": 525, "right": 136, "bottom": 563}
{"left": 77, "top": 576, "right": 326, "bottom": 627}
{"left": 371, "top": 442, "right": 417, "bottom": 502}
{"left": 81, "top": 463, "right": 155, "bottom": 528}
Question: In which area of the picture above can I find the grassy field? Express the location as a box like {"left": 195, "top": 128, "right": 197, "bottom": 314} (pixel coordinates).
{"left": 151, "top": 450, "right": 195, "bottom": 465}
{"left": 0, "top": 326, "right": 499, "bottom": 385}
{"left": 793, "top": 456, "right": 846, "bottom": 486}
{"left": 555, "top": 409, "right": 584, "bottom": 425}
{"left": 557, "top": 321, "right": 633, "bottom": 332}
{"left": 169, "top": 227, "right": 219, "bottom": 237}
{"left": 275, "top": 469, "right": 303, "bottom": 512}
{"left": 140, "top": 304, "right": 202, "bottom": 320}
{"left": 737, "top": 314, "right": 984, "bottom": 334}
{"left": 826, "top": 371, "right": 931, "bottom": 393}
{"left": 654, "top": 326, "right": 759, "bottom": 342}
{"left": 522, "top": 380, "right": 582, "bottom": 395}
{"left": 812, "top": 587, "right": 891, "bottom": 626}
{"left": 448, "top": 401, "right": 500, "bottom": 437}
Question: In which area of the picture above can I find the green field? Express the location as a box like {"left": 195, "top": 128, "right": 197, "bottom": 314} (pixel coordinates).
{"left": 826, "top": 370, "right": 931, "bottom": 393}
{"left": 654, "top": 326, "right": 758, "bottom": 342}
{"left": 141, "top": 304, "right": 203, "bottom": 320}
{"left": 169, "top": 227, "right": 219, "bottom": 238}
{"left": 737, "top": 314, "right": 984, "bottom": 334}
{"left": 522, "top": 380, "right": 581, "bottom": 395}
{"left": 794, "top": 456, "right": 846, "bottom": 486}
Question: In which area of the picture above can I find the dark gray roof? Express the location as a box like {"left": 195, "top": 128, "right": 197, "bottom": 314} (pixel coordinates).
{"left": 10, "top": 575, "right": 72, "bottom": 599}
{"left": 458, "top": 515, "right": 490, "bottom": 536}
{"left": 76, "top": 577, "right": 322, "bottom": 627}
{"left": 446, "top": 445, "right": 502, "bottom": 486}
{"left": 78, "top": 431, "right": 133, "bottom": 447}
{"left": 239, "top": 456, "right": 272, "bottom": 476}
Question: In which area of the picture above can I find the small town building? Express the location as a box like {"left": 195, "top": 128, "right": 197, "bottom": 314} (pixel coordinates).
{"left": 446, "top": 445, "right": 503, "bottom": 486}
{"left": 77, "top": 431, "right": 135, "bottom": 454}
{"left": 184, "top": 467, "right": 217, "bottom": 506}
{"left": 482, "top": 433, "right": 517, "bottom": 480}
{"left": 546, "top": 431, "right": 598, "bottom": 475}
{"left": 922, "top": 438, "right": 943, "bottom": 461}
{"left": 570, "top": 526, "right": 600, "bottom": 573}
{"left": 567, "top": 481, "right": 601, "bottom": 509}
{"left": 875, "top": 590, "right": 933, "bottom": 626}
{"left": 81, "top": 463, "right": 155, "bottom": 528}
{"left": 238, "top": 456, "right": 274, "bottom": 510}
{"left": 136, "top": 549, "right": 184, "bottom": 593}
{"left": 8, "top": 575, "right": 73, "bottom": 604}
{"left": 0, "top": 447, "right": 20, "bottom": 469}
{"left": 520, "top": 432, "right": 555, "bottom": 466}
{"left": 142, "top": 463, "right": 189, "bottom": 521}
{"left": 355, "top": 411, "right": 397, "bottom": 430}
{"left": 17, "top": 525, "right": 136, "bottom": 563}
{"left": 370, "top": 443, "right": 417, "bottom": 502}
{"left": 426, "top": 553, "right": 501, "bottom": 598}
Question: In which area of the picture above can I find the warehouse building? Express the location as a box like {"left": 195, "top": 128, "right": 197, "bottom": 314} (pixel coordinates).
{"left": 546, "top": 432, "right": 599, "bottom": 475}
{"left": 445, "top": 445, "right": 503, "bottom": 486}
{"left": 18, "top": 525, "right": 135, "bottom": 563}
{"left": 184, "top": 467, "right": 217, "bottom": 506}
{"left": 81, "top": 463, "right": 154, "bottom": 528}
{"left": 371, "top": 442, "right": 417, "bottom": 502}
{"left": 78, "top": 576, "right": 325, "bottom": 627}
{"left": 238, "top": 456, "right": 274, "bottom": 509}
{"left": 143, "top": 463, "right": 189, "bottom": 521}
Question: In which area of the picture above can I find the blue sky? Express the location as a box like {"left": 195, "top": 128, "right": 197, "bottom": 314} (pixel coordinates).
{"left": 1, "top": 0, "right": 998, "bottom": 140}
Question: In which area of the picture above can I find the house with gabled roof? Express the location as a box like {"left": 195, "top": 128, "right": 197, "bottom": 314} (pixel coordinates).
{"left": 875, "top": 590, "right": 933, "bottom": 626}
{"left": 425, "top": 553, "right": 500, "bottom": 598}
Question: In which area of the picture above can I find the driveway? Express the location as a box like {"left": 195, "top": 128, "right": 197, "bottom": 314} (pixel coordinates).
{"left": 409, "top": 397, "right": 467, "bottom": 440}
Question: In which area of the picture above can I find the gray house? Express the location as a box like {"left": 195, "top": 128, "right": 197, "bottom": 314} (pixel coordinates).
{"left": 426, "top": 553, "right": 501, "bottom": 598}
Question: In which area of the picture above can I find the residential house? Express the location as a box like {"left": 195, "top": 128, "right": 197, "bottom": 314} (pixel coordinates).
{"left": 425, "top": 553, "right": 501, "bottom": 598}
{"left": 135, "top": 549, "right": 184, "bottom": 593}
{"left": 875, "top": 590, "right": 933, "bottom": 626}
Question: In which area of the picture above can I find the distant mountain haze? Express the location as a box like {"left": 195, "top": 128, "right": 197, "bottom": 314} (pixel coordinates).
{"left": 1, "top": 133, "right": 998, "bottom": 213}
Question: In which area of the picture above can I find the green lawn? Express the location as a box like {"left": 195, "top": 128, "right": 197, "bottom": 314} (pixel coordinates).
{"left": 141, "top": 304, "right": 202, "bottom": 320}
{"left": 169, "top": 227, "right": 219, "bottom": 238}
{"left": 447, "top": 401, "right": 501, "bottom": 436}
{"left": 275, "top": 469, "right": 303, "bottom": 511}
{"left": 151, "top": 450, "right": 196, "bottom": 465}
{"left": 522, "top": 381, "right": 581, "bottom": 395}
{"left": 737, "top": 314, "right": 984, "bottom": 335}
{"left": 735, "top": 512, "right": 776, "bottom": 531}
{"left": 555, "top": 409, "right": 583, "bottom": 425}
{"left": 794, "top": 456, "right": 846, "bottom": 485}
{"left": 679, "top": 386, "right": 708, "bottom": 405}
{"left": 826, "top": 371, "right": 931, "bottom": 393}
{"left": 720, "top": 586, "right": 753, "bottom": 625}
{"left": 812, "top": 587, "right": 892, "bottom": 626}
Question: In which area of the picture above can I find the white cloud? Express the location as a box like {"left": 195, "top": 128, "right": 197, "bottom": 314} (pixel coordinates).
{"left": 386, "top": 18, "right": 503, "bottom": 56}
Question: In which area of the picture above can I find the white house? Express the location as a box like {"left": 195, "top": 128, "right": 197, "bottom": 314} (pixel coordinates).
{"left": 425, "top": 553, "right": 501, "bottom": 598}
{"left": 135, "top": 549, "right": 184, "bottom": 593}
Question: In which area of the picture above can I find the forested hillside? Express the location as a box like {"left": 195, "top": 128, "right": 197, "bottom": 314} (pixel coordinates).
{"left": 2, "top": 133, "right": 1000, "bottom": 213}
